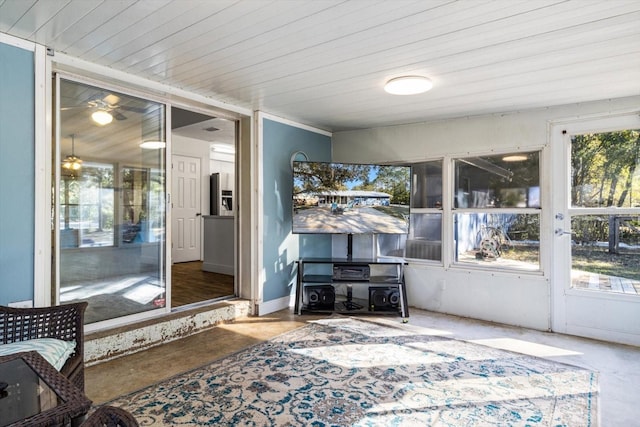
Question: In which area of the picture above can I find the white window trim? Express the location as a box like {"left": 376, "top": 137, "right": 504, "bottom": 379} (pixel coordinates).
{"left": 447, "top": 149, "right": 545, "bottom": 276}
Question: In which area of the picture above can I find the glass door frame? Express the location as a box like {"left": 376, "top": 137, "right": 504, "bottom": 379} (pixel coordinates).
{"left": 550, "top": 112, "right": 640, "bottom": 344}
{"left": 53, "top": 73, "right": 172, "bottom": 331}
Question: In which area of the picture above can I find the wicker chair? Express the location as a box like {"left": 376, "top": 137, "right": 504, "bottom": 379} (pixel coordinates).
{"left": 82, "top": 406, "right": 139, "bottom": 427}
{"left": 0, "top": 302, "right": 88, "bottom": 391}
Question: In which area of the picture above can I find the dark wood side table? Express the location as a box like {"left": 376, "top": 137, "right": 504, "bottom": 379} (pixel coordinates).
{"left": 0, "top": 351, "right": 92, "bottom": 427}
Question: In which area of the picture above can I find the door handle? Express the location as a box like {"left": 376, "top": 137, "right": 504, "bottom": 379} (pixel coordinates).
{"left": 196, "top": 213, "right": 201, "bottom": 216}
{"left": 555, "top": 228, "right": 573, "bottom": 236}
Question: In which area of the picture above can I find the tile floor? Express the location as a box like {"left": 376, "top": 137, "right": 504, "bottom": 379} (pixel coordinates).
{"left": 86, "top": 308, "right": 640, "bottom": 426}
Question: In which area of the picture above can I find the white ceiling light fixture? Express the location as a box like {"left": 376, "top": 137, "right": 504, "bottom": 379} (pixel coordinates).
{"left": 502, "top": 154, "right": 528, "bottom": 162}
{"left": 212, "top": 144, "right": 235, "bottom": 154}
{"left": 91, "top": 109, "right": 113, "bottom": 125}
{"left": 384, "top": 76, "right": 433, "bottom": 95}
{"left": 140, "top": 141, "right": 166, "bottom": 149}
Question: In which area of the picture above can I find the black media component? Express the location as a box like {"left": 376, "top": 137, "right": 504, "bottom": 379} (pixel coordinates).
{"left": 369, "top": 286, "right": 401, "bottom": 311}
{"left": 304, "top": 285, "right": 335, "bottom": 310}
{"left": 342, "top": 284, "right": 363, "bottom": 311}
{"left": 332, "top": 264, "right": 370, "bottom": 281}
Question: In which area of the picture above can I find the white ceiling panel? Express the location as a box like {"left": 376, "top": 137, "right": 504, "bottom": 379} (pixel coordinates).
{"left": 46, "top": 1, "right": 137, "bottom": 51}
{"left": 1, "top": 0, "right": 639, "bottom": 131}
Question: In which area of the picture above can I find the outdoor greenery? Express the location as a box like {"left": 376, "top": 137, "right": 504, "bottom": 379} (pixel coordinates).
{"left": 60, "top": 163, "right": 114, "bottom": 231}
{"left": 572, "top": 130, "right": 640, "bottom": 208}
{"left": 572, "top": 247, "right": 640, "bottom": 281}
{"left": 495, "top": 245, "right": 539, "bottom": 264}
{"left": 293, "top": 162, "right": 410, "bottom": 204}
{"left": 60, "top": 163, "right": 165, "bottom": 246}
{"left": 496, "top": 245, "right": 639, "bottom": 281}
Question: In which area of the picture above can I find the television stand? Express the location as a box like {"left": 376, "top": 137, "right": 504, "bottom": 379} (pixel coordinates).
{"left": 342, "top": 284, "right": 363, "bottom": 310}
{"left": 294, "top": 257, "right": 409, "bottom": 321}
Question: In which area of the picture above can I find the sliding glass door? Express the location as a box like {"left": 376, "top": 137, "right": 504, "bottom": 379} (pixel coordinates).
{"left": 55, "top": 76, "right": 168, "bottom": 325}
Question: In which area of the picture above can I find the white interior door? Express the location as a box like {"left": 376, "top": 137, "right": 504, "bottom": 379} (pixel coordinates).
{"left": 172, "top": 155, "right": 201, "bottom": 263}
{"left": 551, "top": 114, "right": 640, "bottom": 346}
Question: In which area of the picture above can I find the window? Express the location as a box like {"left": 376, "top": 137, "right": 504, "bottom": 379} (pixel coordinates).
{"left": 121, "top": 167, "right": 165, "bottom": 244}
{"left": 569, "top": 129, "right": 640, "bottom": 292}
{"left": 60, "top": 162, "right": 114, "bottom": 247}
{"left": 453, "top": 152, "right": 541, "bottom": 271}
{"left": 571, "top": 131, "right": 640, "bottom": 208}
{"left": 378, "top": 160, "right": 443, "bottom": 261}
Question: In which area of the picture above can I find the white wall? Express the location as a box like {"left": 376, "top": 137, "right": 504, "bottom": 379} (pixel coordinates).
{"left": 404, "top": 265, "right": 550, "bottom": 330}
{"left": 332, "top": 97, "right": 640, "bottom": 163}
{"left": 210, "top": 151, "right": 234, "bottom": 188}
{"left": 332, "top": 96, "right": 640, "bottom": 331}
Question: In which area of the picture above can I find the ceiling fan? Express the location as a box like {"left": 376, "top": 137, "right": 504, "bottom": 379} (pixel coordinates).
{"left": 61, "top": 93, "right": 149, "bottom": 124}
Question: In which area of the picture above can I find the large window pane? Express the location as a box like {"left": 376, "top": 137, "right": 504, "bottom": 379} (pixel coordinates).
{"left": 570, "top": 129, "right": 640, "bottom": 295}
{"left": 570, "top": 215, "right": 640, "bottom": 293}
{"left": 453, "top": 151, "right": 540, "bottom": 272}
{"left": 406, "top": 213, "right": 442, "bottom": 260}
{"left": 60, "top": 162, "right": 114, "bottom": 247}
{"left": 454, "top": 153, "right": 540, "bottom": 208}
{"left": 411, "top": 161, "right": 442, "bottom": 208}
{"left": 571, "top": 130, "right": 640, "bottom": 208}
{"left": 57, "top": 78, "right": 166, "bottom": 324}
{"left": 454, "top": 212, "right": 540, "bottom": 270}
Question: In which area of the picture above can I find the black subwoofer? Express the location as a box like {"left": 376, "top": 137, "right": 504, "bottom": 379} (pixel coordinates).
{"left": 304, "top": 285, "right": 335, "bottom": 310}
{"left": 369, "top": 286, "right": 400, "bottom": 311}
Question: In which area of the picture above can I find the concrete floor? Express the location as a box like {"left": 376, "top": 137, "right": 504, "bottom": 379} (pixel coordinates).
{"left": 86, "top": 308, "right": 640, "bottom": 426}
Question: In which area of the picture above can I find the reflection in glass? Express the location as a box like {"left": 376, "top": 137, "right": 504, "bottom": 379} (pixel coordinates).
{"left": 0, "top": 358, "right": 61, "bottom": 424}
{"left": 59, "top": 162, "right": 114, "bottom": 248}
{"left": 411, "top": 161, "right": 442, "bottom": 208}
{"left": 404, "top": 160, "right": 443, "bottom": 261}
{"left": 377, "top": 234, "right": 407, "bottom": 258}
{"left": 570, "top": 215, "right": 640, "bottom": 294}
{"left": 57, "top": 78, "right": 166, "bottom": 324}
{"left": 406, "top": 213, "right": 442, "bottom": 261}
{"left": 454, "top": 213, "right": 540, "bottom": 270}
{"left": 454, "top": 152, "right": 540, "bottom": 208}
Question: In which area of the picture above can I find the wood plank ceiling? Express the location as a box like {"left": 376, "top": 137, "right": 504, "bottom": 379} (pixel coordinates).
{"left": 1, "top": 0, "right": 639, "bottom": 132}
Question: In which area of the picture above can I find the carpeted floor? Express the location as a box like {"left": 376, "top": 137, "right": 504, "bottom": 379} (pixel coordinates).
{"left": 106, "top": 317, "right": 599, "bottom": 426}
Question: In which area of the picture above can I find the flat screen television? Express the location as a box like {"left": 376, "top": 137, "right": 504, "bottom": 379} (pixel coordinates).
{"left": 292, "top": 161, "right": 411, "bottom": 234}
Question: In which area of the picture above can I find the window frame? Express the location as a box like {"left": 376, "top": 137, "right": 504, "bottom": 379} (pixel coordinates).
{"left": 388, "top": 159, "right": 444, "bottom": 263}
{"left": 59, "top": 160, "right": 116, "bottom": 248}
{"left": 449, "top": 149, "right": 544, "bottom": 274}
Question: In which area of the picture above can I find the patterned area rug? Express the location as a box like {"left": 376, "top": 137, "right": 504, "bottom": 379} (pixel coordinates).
{"left": 108, "top": 317, "right": 598, "bottom": 426}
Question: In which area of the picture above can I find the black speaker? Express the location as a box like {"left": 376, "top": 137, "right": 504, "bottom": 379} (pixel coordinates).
{"left": 369, "top": 286, "right": 400, "bottom": 311}
{"left": 304, "top": 285, "right": 335, "bottom": 310}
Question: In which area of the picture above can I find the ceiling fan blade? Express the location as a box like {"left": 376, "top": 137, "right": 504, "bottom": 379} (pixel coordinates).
{"left": 117, "top": 105, "right": 148, "bottom": 114}
{"left": 113, "top": 111, "right": 128, "bottom": 121}
{"left": 60, "top": 105, "right": 89, "bottom": 111}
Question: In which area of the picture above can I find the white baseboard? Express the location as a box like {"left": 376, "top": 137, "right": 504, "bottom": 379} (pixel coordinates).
{"left": 256, "top": 295, "right": 291, "bottom": 316}
{"left": 202, "top": 262, "right": 234, "bottom": 275}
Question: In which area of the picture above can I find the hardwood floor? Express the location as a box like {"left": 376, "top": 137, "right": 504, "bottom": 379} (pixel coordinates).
{"left": 172, "top": 261, "right": 234, "bottom": 307}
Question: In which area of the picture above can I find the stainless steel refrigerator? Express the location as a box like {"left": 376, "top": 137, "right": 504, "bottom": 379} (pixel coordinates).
{"left": 210, "top": 173, "right": 233, "bottom": 215}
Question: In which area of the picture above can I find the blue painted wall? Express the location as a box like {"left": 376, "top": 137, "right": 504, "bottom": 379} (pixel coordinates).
{"left": 0, "top": 42, "right": 35, "bottom": 305}
{"left": 262, "top": 119, "right": 331, "bottom": 302}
